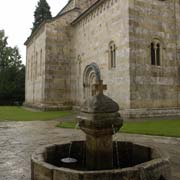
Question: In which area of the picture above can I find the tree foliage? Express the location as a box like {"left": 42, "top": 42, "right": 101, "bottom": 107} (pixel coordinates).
{"left": 0, "top": 30, "right": 25, "bottom": 105}
{"left": 32, "top": 0, "right": 52, "bottom": 32}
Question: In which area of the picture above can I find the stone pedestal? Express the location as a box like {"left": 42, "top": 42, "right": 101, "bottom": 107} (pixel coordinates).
{"left": 78, "top": 85, "right": 123, "bottom": 170}
{"left": 86, "top": 134, "right": 113, "bottom": 170}
{"left": 78, "top": 110, "right": 123, "bottom": 170}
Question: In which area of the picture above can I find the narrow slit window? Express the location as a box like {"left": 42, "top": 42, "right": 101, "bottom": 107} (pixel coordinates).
{"left": 110, "top": 46, "right": 114, "bottom": 67}
{"left": 151, "top": 43, "right": 155, "bottom": 65}
{"left": 109, "top": 42, "right": 116, "bottom": 69}
{"left": 113, "top": 47, "right": 116, "bottom": 67}
{"left": 156, "top": 43, "right": 160, "bottom": 66}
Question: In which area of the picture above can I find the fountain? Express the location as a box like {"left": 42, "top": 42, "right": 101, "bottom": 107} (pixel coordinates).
{"left": 31, "top": 80, "right": 171, "bottom": 180}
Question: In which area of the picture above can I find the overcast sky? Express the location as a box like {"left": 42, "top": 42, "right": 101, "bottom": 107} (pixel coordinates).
{"left": 0, "top": 0, "right": 68, "bottom": 64}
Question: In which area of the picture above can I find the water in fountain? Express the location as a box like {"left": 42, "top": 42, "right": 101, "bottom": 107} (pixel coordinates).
{"left": 112, "top": 124, "right": 120, "bottom": 168}
{"left": 61, "top": 122, "right": 79, "bottom": 164}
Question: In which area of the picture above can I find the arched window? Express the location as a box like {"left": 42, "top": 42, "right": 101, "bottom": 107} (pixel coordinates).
{"left": 150, "top": 39, "right": 161, "bottom": 66}
{"left": 109, "top": 41, "right": 116, "bottom": 69}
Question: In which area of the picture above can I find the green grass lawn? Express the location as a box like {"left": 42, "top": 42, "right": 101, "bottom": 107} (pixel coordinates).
{"left": 121, "top": 120, "right": 180, "bottom": 137}
{"left": 1, "top": 106, "right": 180, "bottom": 137}
{"left": 57, "top": 119, "right": 180, "bottom": 137}
{"left": 0, "top": 106, "right": 71, "bottom": 121}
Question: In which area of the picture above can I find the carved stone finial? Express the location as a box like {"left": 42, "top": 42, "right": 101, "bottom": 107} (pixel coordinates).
{"left": 93, "top": 80, "right": 107, "bottom": 95}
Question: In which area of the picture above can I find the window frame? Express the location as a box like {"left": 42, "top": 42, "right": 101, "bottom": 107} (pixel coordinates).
{"left": 108, "top": 41, "right": 116, "bottom": 69}
{"left": 150, "top": 38, "right": 162, "bottom": 66}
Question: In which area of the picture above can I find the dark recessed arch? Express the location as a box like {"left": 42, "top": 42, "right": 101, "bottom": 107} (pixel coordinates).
{"left": 83, "top": 63, "right": 101, "bottom": 86}
{"left": 83, "top": 63, "right": 101, "bottom": 98}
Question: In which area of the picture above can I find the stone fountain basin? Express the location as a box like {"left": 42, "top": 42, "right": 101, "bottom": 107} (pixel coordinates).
{"left": 31, "top": 141, "right": 171, "bottom": 180}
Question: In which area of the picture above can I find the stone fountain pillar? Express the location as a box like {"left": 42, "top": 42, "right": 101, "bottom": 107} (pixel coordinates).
{"left": 78, "top": 80, "right": 123, "bottom": 170}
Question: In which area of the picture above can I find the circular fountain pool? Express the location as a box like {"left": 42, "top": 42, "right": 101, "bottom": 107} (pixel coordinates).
{"left": 31, "top": 81, "right": 171, "bottom": 180}
{"left": 31, "top": 141, "right": 170, "bottom": 180}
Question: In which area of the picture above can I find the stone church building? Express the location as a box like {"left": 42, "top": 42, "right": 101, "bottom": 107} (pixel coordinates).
{"left": 25, "top": 0, "right": 180, "bottom": 118}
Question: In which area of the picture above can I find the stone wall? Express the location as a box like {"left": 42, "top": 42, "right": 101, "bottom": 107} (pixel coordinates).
{"left": 176, "top": 0, "right": 180, "bottom": 50}
{"left": 71, "top": 0, "right": 131, "bottom": 109}
{"left": 75, "top": 0, "right": 97, "bottom": 11}
{"left": 25, "top": 0, "right": 180, "bottom": 116}
{"left": 25, "top": 26, "right": 46, "bottom": 105}
{"left": 175, "top": 0, "right": 180, "bottom": 108}
{"left": 25, "top": 9, "right": 80, "bottom": 109}
{"left": 44, "top": 10, "right": 80, "bottom": 107}
{"left": 129, "top": 0, "right": 180, "bottom": 109}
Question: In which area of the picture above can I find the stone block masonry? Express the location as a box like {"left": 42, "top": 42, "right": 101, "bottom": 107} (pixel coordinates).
{"left": 25, "top": 0, "right": 180, "bottom": 118}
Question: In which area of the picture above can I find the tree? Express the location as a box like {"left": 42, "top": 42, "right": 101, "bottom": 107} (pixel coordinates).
{"left": 32, "top": 0, "right": 52, "bottom": 32}
{"left": 0, "top": 30, "right": 25, "bottom": 105}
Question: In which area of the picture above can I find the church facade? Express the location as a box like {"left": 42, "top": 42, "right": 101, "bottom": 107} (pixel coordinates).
{"left": 25, "top": 0, "right": 180, "bottom": 118}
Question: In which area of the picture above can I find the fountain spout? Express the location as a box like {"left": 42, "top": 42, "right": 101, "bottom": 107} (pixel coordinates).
{"left": 77, "top": 80, "right": 123, "bottom": 170}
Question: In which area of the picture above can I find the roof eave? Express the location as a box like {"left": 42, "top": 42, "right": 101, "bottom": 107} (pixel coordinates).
{"left": 24, "top": 8, "right": 81, "bottom": 46}
{"left": 24, "top": 20, "right": 48, "bottom": 46}
{"left": 71, "top": 0, "right": 103, "bottom": 25}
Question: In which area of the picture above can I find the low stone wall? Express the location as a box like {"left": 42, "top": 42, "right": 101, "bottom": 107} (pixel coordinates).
{"left": 23, "top": 103, "right": 72, "bottom": 111}
{"left": 73, "top": 106, "right": 180, "bottom": 119}
{"left": 120, "top": 107, "right": 180, "bottom": 119}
